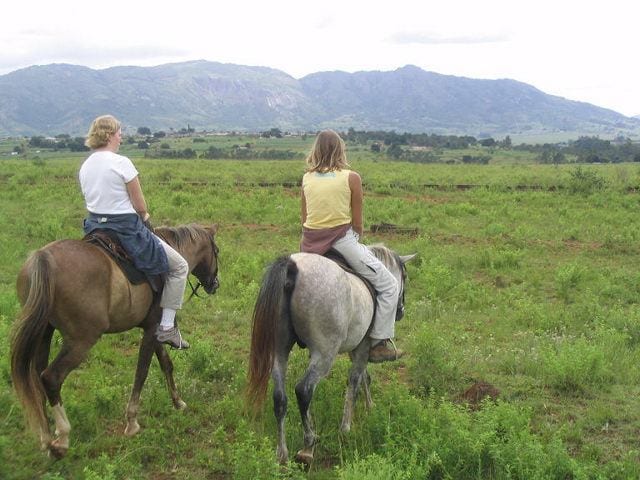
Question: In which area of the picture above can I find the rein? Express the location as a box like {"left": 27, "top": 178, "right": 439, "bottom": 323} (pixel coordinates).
{"left": 186, "top": 278, "right": 204, "bottom": 302}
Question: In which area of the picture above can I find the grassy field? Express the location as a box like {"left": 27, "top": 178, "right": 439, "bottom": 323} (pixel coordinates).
{"left": 2, "top": 136, "right": 640, "bottom": 478}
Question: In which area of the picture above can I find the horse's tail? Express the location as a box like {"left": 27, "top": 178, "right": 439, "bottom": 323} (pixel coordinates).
{"left": 10, "top": 249, "right": 55, "bottom": 440}
{"left": 247, "top": 255, "right": 298, "bottom": 411}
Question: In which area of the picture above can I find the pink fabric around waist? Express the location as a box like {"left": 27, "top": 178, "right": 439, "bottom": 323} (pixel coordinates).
{"left": 300, "top": 224, "right": 351, "bottom": 255}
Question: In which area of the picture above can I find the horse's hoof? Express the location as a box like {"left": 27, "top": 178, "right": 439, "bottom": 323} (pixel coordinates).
{"left": 340, "top": 423, "right": 351, "bottom": 433}
{"left": 48, "top": 440, "right": 68, "bottom": 459}
{"left": 277, "top": 446, "right": 289, "bottom": 465}
{"left": 174, "top": 399, "right": 187, "bottom": 410}
{"left": 124, "top": 421, "right": 141, "bottom": 437}
{"left": 294, "top": 449, "right": 313, "bottom": 466}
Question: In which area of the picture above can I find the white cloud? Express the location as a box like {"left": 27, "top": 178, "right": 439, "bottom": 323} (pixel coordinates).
{"left": 0, "top": 0, "right": 638, "bottom": 116}
{"left": 389, "top": 32, "right": 509, "bottom": 45}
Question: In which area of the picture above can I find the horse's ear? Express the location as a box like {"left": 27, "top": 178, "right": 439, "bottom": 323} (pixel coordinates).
{"left": 209, "top": 223, "right": 219, "bottom": 234}
{"left": 400, "top": 253, "right": 417, "bottom": 264}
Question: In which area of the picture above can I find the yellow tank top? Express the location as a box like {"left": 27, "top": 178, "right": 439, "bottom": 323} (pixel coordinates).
{"left": 303, "top": 169, "right": 352, "bottom": 229}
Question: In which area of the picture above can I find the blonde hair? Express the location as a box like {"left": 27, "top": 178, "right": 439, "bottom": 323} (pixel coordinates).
{"left": 85, "top": 115, "right": 121, "bottom": 149}
{"left": 305, "top": 130, "right": 349, "bottom": 172}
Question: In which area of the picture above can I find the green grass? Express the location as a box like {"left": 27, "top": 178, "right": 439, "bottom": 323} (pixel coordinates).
{"left": 2, "top": 139, "right": 640, "bottom": 478}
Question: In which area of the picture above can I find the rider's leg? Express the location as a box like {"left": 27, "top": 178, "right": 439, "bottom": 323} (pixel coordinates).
{"left": 155, "top": 238, "right": 190, "bottom": 349}
{"left": 332, "top": 229, "right": 401, "bottom": 362}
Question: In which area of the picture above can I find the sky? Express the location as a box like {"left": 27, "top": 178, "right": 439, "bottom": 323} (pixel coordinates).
{"left": 1, "top": 0, "right": 638, "bottom": 117}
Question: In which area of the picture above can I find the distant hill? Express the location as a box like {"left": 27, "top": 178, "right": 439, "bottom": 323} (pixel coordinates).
{"left": 0, "top": 60, "right": 637, "bottom": 137}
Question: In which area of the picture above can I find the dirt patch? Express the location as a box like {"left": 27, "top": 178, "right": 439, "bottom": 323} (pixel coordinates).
{"left": 563, "top": 239, "right": 603, "bottom": 251}
{"left": 226, "top": 223, "right": 283, "bottom": 232}
{"left": 459, "top": 381, "right": 500, "bottom": 410}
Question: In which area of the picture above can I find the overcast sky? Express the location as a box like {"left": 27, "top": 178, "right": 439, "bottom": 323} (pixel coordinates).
{"left": 1, "top": 0, "right": 637, "bottom": 117}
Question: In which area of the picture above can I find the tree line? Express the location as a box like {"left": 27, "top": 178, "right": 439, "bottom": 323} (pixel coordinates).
{"left": 12, "top": 129, "right": 640, "bottom": 165}
{"left": 345, "top": 128, "right": 640, "bottom": 164}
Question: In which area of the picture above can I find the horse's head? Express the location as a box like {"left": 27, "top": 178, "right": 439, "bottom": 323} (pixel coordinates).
{"left": 369, "top": 245, "right": 416, "bottom": 321}
{"left": 156, "top": 224, "right": 220, "bottom": 297}
{"left": 191, "top": 224, "right": 220, "bottom": 295}
{"left": 395, "top": 254, "right": 417, "bottom": 321}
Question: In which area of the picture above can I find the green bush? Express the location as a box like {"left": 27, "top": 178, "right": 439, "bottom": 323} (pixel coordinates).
{"left": 567, "top": 167, "right": 607, "bottom": 194}
{"left": 542, "top": 336, "right": 614, "bottom": 393}
{"left": 555, "top": 262, "right": 584, "bottom": 303}
{"left": 408, "top": 324, "right": 461, "bottom": 396}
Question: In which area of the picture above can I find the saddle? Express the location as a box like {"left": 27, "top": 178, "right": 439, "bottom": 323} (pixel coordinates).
{"left": 84, "top": 229, "right": 162, "bottom": 292}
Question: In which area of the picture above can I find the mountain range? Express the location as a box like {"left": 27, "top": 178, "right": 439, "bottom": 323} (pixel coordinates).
{"left": 0, "top": 60, "right": 638, "bottom": 137}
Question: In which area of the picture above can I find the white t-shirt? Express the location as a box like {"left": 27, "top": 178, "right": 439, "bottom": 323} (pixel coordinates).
{"left": 79, "top": 150, "right": 139, "bottom": 214}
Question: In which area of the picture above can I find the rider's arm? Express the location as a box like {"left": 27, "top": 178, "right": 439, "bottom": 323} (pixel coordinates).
{"left": 126, "top": 176, "right": 150, "bottom": 221}
{"left": 349, "top": 171, "right": 364, "bottom": 237}
{"left": 301, "top": 187, "right": 308, "bottom": 225}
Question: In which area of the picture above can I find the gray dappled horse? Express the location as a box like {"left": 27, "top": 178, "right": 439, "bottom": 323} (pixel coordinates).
{"left": 247, "top": 246, "right": 415, "bottom": 465}
{"left": 10, "top": 224, "right": 219, "bottom": 458}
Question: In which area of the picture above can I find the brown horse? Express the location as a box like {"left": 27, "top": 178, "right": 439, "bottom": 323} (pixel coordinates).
{"left": 10, "top": 224, "right": 219, "bottom": 458}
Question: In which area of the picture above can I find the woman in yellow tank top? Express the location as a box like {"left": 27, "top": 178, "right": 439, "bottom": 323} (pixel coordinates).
{"left": 300, "top": 130, "right": 403, "bottom": 363}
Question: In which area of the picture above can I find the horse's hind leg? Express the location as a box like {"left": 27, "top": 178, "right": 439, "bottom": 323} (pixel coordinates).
{"left": 273, "top": 336, "right": 295, "bottom": 464}
{"left": 341, "top": 342, "right": 370, "bottom": 433}
{"left": 124, "top": 329, "right": 157, "bottom": 436}
{"left": 155, "top": 341, "right": 186, "bottom": 410}
{"left": 362, "top": 369, "right": 373, "bottom": 409}
{"left": 40, "top": 336, "right": 97, "bottom": 458}
{"left": 35, "top": 324, "right": 55, "bottom": 450}
{"left": 294, "top": 352, "right": 336, "bottom": 466}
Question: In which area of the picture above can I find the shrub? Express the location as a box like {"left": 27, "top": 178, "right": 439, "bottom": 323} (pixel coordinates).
{"left": 567, "top": 167, "right": 607, "bottom": 194}
{"left": 555, "top": 262, "right": 584, "bottom": 303}
{"left": 408, "top": 323, "right": 461, "bottom": 396}
{"left": 542, "top": 336, "right": 614, "bottom": 393}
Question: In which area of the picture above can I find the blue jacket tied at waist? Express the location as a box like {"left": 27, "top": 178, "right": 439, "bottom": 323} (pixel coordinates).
{"left": 83, "top": 213, "right": 169, "bottom": 275}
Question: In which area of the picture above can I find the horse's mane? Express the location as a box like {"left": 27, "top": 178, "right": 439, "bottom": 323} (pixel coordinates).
{"left": 155, "top": 224, "right": 211, "bottom": 250}
{"left": 368, "top": 244, "right": 401, "bottom": 270}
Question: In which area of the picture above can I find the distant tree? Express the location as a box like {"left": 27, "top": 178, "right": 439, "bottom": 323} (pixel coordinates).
{"left": 501, "top": 135, "right": 512, "bottom": 149}
{"left": 480, "top": 138, "right": 496, "bottom": 147}
{"left": 137, "top": 127, "right": 151, "bottom": 135}
{"left": 370, "top": 143, "right": 381, "bottom": 153}
{"left": 386, "top": 143, "right": 403, "bottom": 159}
{"left": 137, "top": 141, "right": 150, "bottom": 149}
{"left": 153, "top": 131, "right": 166, "bottom": 138}
{"left": 261, "top": 128, "right": 283, "bottom": 138}
{"left": 68, "top": 137, "right": 89, "bottom": 152}
{"left": 182, "top": 148, "right": 197, "bottom": 158}
{"left": 29, "top": 136, "right": 56, "bottom": 148}
{"left": 539, "top": 148, "right": 566, "bottom": 164}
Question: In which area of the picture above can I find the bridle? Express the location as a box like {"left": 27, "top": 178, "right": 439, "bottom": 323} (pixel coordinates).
{"left": 396, "top": 261, "right": 407, "bottom": 321}
{"left": 187, "top": 236, "right": 220, "bottom": 302}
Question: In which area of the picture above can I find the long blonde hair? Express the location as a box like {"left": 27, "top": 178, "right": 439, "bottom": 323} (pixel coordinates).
{"left": 85, "top": 115, "right": 121, "bottom": 149}
{"left": 305, "top": 130, "right": 349, "bottom": 172}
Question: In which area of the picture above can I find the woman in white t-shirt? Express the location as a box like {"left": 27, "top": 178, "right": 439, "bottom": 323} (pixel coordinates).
{"left": 79, "top": 115, "right": 190, "bottom": 349}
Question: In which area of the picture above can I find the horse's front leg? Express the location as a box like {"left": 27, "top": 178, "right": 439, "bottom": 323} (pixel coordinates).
{"left": 124, "top": 329, "right": 156, "bottom": 436}
{"left": 294, "top": 354, "right": 334, "bottom": 466}
{"left": 341, "top": 342, "right": 370, "bottom": 433}
{"left": 155, "top": 342, "right": 186, "bottom": 410}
